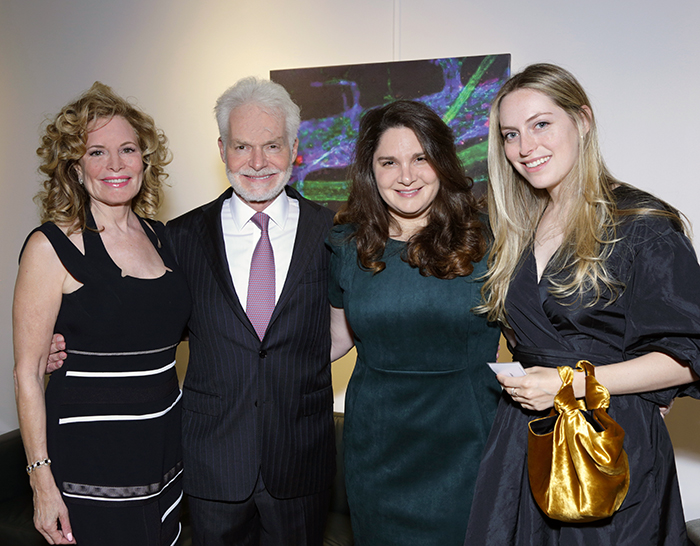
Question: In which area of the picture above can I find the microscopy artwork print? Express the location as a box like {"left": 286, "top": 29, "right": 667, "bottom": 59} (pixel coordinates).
{"left": 271, "top": 54, "right": 510, "bottom": 209}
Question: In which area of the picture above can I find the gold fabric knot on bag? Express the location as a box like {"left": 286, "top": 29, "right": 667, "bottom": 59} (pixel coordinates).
{"left": 527, "top": 360, "right": 630, "bottom": 522}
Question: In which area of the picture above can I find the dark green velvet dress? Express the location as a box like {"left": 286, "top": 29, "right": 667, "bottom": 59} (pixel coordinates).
{"left": 328, "top": 225, "right": 501, "bottom": 546}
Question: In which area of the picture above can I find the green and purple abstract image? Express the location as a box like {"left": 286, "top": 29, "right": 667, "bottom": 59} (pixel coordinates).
{"left": 271, "top": 54, "right": 510, "bottom": 209}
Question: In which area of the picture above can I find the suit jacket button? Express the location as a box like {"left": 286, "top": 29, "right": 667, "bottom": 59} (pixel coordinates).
{"left": 259, "top": 350, "right": 267, "bottom": 358}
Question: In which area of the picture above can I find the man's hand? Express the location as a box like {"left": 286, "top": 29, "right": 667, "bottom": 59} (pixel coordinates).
{"left": 47, "top": 334, "right": 66, "bottom": 374}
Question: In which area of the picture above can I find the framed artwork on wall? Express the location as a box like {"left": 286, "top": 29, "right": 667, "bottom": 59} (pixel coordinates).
{"left": 271, "top": 53, "right": 510, "bottom": 209}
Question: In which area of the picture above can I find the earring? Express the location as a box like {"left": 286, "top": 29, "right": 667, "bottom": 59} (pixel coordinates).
{"left": 78, "top": 176, "right": 84, "bottom": 185}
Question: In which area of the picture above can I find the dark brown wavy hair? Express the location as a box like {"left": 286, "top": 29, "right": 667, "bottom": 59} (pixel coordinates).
{"left": 335, "top": 100, "right": 487, "bottom": 279}
{"left": 35, "top": 82, "right": 171, "bottom": 233}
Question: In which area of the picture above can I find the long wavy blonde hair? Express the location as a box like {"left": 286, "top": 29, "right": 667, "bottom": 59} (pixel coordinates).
{"left": 35, "top": 82, "right": 171, "bottom": 233}
{"left": 478, "top": 64, "right": 686, "bottom": 324}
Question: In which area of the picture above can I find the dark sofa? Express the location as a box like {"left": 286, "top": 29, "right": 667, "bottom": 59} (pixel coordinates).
{"left": 0, "top": 413, "right": 353, "bottom": 545}
{"left": 0, "top": 429, "right": 45, "bottom": 545}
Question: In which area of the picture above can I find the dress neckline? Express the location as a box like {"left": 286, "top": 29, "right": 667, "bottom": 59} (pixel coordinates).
{"left": 85, "top": 209, "right": 170, "bottom": 281}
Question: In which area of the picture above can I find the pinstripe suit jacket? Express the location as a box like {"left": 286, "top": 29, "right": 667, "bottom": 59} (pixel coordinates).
{"left": 165, "top": 185, "right": 336, "bottom": 501}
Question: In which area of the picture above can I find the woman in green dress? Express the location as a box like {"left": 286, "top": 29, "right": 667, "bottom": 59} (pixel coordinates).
{"left": 328, "top": 100, "right": 501, "bottom": 545}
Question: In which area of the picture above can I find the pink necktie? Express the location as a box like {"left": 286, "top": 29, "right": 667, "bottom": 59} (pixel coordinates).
{"left": 247, "top": 212, "right": 275, "bottom": 340}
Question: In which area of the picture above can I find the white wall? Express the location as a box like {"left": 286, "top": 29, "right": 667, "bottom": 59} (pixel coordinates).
{"left": 2, "top": 0, "right": 699, "bottom": 513}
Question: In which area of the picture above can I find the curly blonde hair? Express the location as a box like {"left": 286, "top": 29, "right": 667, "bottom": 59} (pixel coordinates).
{"left": 35, "top": 82, "right": 171, "bottom": 232}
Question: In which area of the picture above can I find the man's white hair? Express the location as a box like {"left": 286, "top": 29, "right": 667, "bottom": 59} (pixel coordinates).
{"left": 214, "top": 77, "right": 301, "bottom": 149}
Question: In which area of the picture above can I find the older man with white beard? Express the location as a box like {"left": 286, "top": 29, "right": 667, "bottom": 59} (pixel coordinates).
{"left": 164, "top": 77, "right": 336, "bottom": 546}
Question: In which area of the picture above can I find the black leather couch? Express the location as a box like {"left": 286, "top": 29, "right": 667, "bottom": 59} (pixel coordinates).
{"left": 689, "top": 518, "right": 700, "bottom": 546}
{"left": 0, "top": 429, "right": 45, "bottom": 545}
{"left": 0, "top": 413, "right": 353, "bottom": 545}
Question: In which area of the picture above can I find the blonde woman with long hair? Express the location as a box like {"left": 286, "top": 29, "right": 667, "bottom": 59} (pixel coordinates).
{"left": 465, "top": 63, "right": 700, "bottom": 545}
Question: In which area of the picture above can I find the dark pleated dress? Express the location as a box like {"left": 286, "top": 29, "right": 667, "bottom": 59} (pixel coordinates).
{"left": 27, "top": 212, "right": 191, "bottom": 546}
{"left": 465, "top": 186, "right": 700, "bottom": 545}
{"left": 328, "top": 225, "right": 502, "bottom": 546}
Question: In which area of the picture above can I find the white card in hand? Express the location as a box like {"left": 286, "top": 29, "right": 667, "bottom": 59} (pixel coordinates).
{"left": 488, "top": 361, "right": 527, "bottom": 377}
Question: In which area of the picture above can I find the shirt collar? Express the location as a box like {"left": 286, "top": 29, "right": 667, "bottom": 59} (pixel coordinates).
{"left": 228, "top": 188, "right": 290, "bottom": 232}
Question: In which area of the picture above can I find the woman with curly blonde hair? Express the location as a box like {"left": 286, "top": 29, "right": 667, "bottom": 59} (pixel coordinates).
{"left": 465, "top": 63, "right": 700, "bottom": 545}
{"left": 35, "top": 81, "right": 170, "bottom": 231}
{"left": 13, "top": 82, "right": 190, "bottom": 545}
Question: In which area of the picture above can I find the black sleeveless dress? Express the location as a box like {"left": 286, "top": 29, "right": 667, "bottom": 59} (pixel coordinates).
{"left": 29, "top": 213, "right": 191, "bottom": 546}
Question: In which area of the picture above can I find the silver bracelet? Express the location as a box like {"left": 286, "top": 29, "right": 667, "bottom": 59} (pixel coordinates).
{"left": 26, "top": 458, "right": 51, "bottom": 474}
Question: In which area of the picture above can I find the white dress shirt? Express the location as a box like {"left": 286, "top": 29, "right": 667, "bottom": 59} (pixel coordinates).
{"left": 221, "top": 191, "right": 299, "bottom": 311}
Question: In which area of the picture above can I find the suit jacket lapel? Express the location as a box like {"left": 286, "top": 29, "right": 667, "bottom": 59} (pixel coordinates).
{"left": 196, "top": 188, "right": 256, "bottom": 335}
{"left": 269, "top": 185, "right": 328, "bottom": 326}
{"left": 197, "top": 185, "right": 329, "bottom": 341}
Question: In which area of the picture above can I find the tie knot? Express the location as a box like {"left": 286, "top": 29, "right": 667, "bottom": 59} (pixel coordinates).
{"left": 251, "top": 212, "right": 270, "bottom": 233}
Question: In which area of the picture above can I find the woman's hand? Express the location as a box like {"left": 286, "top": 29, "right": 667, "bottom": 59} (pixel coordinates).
{"left": 497, "top": 354, "right": 699, "bottom": 412}
{"left": 31, "top": 472, "right": 75, "bottom": 544}
{"left": 659, "top": 400, "right": 674, "bottom": 419}
{"left": 498, "top": 366, "right": 567, "bottom": 411}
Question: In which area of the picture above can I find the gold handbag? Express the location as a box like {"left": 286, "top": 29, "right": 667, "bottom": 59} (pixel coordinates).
{"left": 527, "top": 360, "right": 629, "bottom": 522}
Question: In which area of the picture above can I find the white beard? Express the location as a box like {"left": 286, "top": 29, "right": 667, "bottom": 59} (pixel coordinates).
{"left": 226, "top": 163, "right": 293, "bottom": 204}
